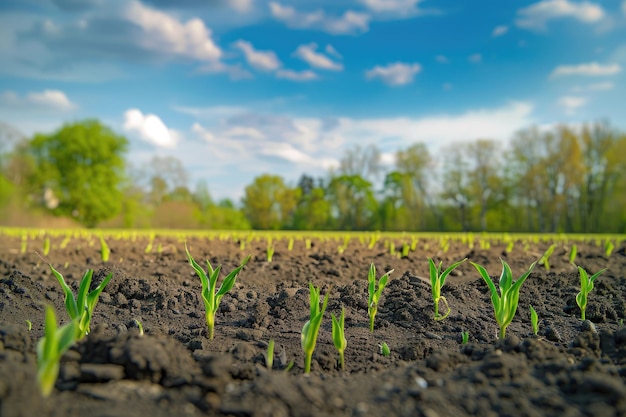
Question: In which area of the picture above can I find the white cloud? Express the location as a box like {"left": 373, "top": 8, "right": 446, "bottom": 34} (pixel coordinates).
{"left": 197, "top": 61, "right": 253, "bottom": 79}
{"left": 492, "top": 25, "right": 508, "bottom": 37}
{"left": 360, "top": 0, "right": 422, "bottom": 16}
{"left": 294, "top": 43, "right": 343, "bottom": 71}
{"left": 436, "top": 55, "right": 449, "bottom": 64}
{"left": 365, "top": 62, "right": 421, "bottom": 86}
{"left": 516, "top": 0, "right": 605, "bottom": 30}
{"left": 123, "top": 108, "right": 179, "bottom": 148}
{"left": 124, "top": 0, "right": 222, "bottom": 62}
{"left": 233, "top": 40, "right": 281, "bottom": 71}
{"left": 0, "top": 89, "right": 77, "bottom": 111}
{"left": 229, "top": 0, "right": 253, "bottom": 13}
{"left": 571, "top": 81, "right": 614, "bottom": 92}
{"left": 550, "top": 62, "right": 621, "bottom": 78}
{"left": 269, "top": 2, "right": 370, "bottom": 35}
{"left": 325, "top": 44, "right": 342, "bottom": 59}
{"left": 558, "top": 95, "right": 587, "bottom": 114}
{"left": 275, "top": 69, "right": 318, "bottom": 81}
{"left": 468, "top": 53, "right": 482, "bottom": 63}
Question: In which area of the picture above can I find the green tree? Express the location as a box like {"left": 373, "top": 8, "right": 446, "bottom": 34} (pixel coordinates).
{"left": 242, "top": 174, "right": 300, "bottom": 229}
{"left": 27, "top": 120, "right": 128, "bottom": 227}
{"left": 327, "top": 174, "right": 378, "bottom": 230}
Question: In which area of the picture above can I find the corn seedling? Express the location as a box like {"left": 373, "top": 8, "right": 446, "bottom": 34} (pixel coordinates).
{"left": 331, "top": 307, "right": 347, "bottom": 370}
{"left": 538, "top": 244, "right": 556, "bottom": 272}
{"left": 100, "top": 236, "right": 110, "bottom": 262}
{"left": 505, "top": 241, "right": 515, "bottom": 254}
{"left": 379, "top": 342, "right": 390, "bottom": 357}
{"left": 401, "top": 244, "right": 410, "bottom": 258}
{"left": 134, "top": 319, "right": 144, "bottom": 336}
{"left": 471, "top": 260, "right": 536, "bottom": 339}
{"left": 288, "top": 238, "right": 294, "bottom": 251}
{"left": 569, "top": 244, "right": 577, "bottom": 265}
{"left": 429, "top": 258, "right": 467, "bottom": 321}
{"left": 368, "top": 263, "right": 394, "bottom": 333}
{"left": 576, "top": 266, "right": 606, "bottom": 321}
{"left": 20, "top": 235, "right": 27, "bottom": 254}
{"left": 529, "top": 305, "right": 538, "bottom": 335}
{"left": 605, "top": 240, "right": 615, "bottom": 257}
{"left": 48, "top": 264, "right": 113, "bottom": 340}
{"left": 301, "top": 283, "right": 329, "bottom": 374}
{"left": 185, "top": 245, "right": 251, "bottom": 339}
{"left": 26, "top": 319, "right": 32, "bottom": 331}
{"left": 305, "top": 239, "right": 312, "bottom": 250}
{"left": 461, "top": 330, "right": 469, "bottom": 344}
{"left": 266, "top": 244, "right": 275, "bottom": 262}
{"left": 264, "top": 339, "right": 274, "bottom": 370}
{"left": 37, "top": 306, "right": 77, "bottom": 397}
{"left": 43, "top": 237, "right": 50, "bottom": 256}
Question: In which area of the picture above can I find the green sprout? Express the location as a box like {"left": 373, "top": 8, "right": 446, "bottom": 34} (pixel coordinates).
{"left": 538, "top": 244, "right": 556, "bottom": 272}
{"left": 301, "top": 283, "right": 329, "bottom": 374}
{"left": 529, "top": 305, "right": 538, "bottom": 335}
{"left": 133, "top": 319, "right": 144, "bottom": 336}
{"left": 100, "top": 236, "right": 110, "bottom": 262}
{"left": 48, "top": 264, "right": 113, "bottom": 340}
{"left": 429, "top": 258, "right": 467, "bottom": 321}
{"left": 266, "top": 243, "right": 275, "bottom": 262}
{"left": 379, "top": 342, "right": 390, "bottom": 357}
{"left": 288, "top": 238, "right": 294, "bottom": 251}
{"left": 20, "top": 234, "right": 27, "bottom": 254}
{"left": 471, "top": 260, "right": 536, "bottom": 339}
{"left": 461, "top": 330, "right": 469, "bottom": 344}
{"left": 605, "top": 240, "right": 615, "bottom": 257}
{"left": 37, "top": 306, "right": 77, "bottom": 397}
{"left": 264, "top": 339, "right": 275, "bottom": 370}
{"left": 368, "top": 263, "right": 393, "bottom": 333}
{"left": 576, "top": 266, "right": 606, "bottom": 321}
{"left": 569, "top": 244, "right": 577, "bottom": 265}
{"left": 331, "top": 307, "right": 347, "bottom": 370}
{"left": 185, "top": 245, "right": 250, "bottom": 339}
{"left": 26, "top": 319, "right": 33, "bottom": 332}
{"left": 43, "top": 237, "right": 50, "bottom": 256}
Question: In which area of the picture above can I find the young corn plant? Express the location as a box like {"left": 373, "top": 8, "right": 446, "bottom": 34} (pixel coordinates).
{"left": 264, "top": 339, "right": 275, "bottom": 370}
{"left": 99, "top": 236, "right": 110, "bottom": 262}
{"left": 569, "top": 244, "right": 578, "bottom": 265}
{"left": 301, "top": 283, "right": 329, "bottom": 374}
{"left": 48, "top": 264, "right": 113, "bottom": 340}
{"left": 576, "top": 266, "right": 606, "bottom": 321}
{"left": 37, "top": 306, "right": 77, "bottom": 397}
{"left": 331, "top": 307, "right": 347, "bottom": 370}
{"left": 185, "top": 245, "right": 251, "bottom": 339}
{"left": 379, "top": 342, "right": 391, "bottom": 357}
{"left": 368, "top": 263, "right": 394, "bottom": 333}
{"left": 471, "top": 260, "right": 536, "bottom": 339}
{"left": 460, "top": 330, "right": 469, "bottom": 344}
{"left": 538, "top": 244, "right": 556, "bottom": 272}
{"left": 529, "top": 305, "right": 539, "bottom": 335}
{"left": 605, "top": 240, "right": 615, "bottom": 257}
{"left": 429, "top": 258, "right": 467, "bottom": 321}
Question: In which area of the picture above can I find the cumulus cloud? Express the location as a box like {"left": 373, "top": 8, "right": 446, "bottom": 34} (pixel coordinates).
{"left": 550, "top": 62, "right": 621, "bottom": 78}
{"left": 558, "top": 95, "right": 587, "bottom": 114}
{"left": 516, "top": 0, "right": 605, "bottom": 30}
{"left": 275, "top": 69, "right": 318, "bottom": 81}
{"left": 123, "top": 108, "right": 179, "bottom": 148}
{"left": 125, "top": 1, "right": 222, "bottom": 62}
{"left": 0, "top": 89, "right": 77, "bottom": 111}
{"left": 269, "top": 2, "right": 370, "bottom": 35}
{"left": 492, "top": 25, "right": 508, "bottom": 37}
{"left": 294, "top": 43, "right": 343, "bottom": 71}
{"left": 233, "top": 40, "right": 281, "bottom": 71}
{"left": 570, "top": 81, "right": 614, "bottom": 92}
{"left": 365, "top": 62, "right": 421, "bottom": 86}
{"left": 359, "top": 0, "right": 423, "bottom": 16}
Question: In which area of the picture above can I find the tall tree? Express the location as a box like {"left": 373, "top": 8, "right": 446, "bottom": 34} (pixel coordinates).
{"left": 466, "top": 139, "right": 502, "bottom": 231}
{"left": 242, "top": 174, "right": 300, "bottom": 229}
{"left": 327, "top": 174, "right": 378, "bottom": 230}
{"left": 338, "top": 144, "right": 382, "bottom": 180}
{"left": 27, "top": 120, "right": 128, "bottom": 227}
{"left": 440, "top": 145, "right": 473, "bottom": 231}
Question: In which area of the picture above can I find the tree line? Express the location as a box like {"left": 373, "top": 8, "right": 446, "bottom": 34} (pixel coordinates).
{"left": 1, "top": 119, "right": 625, "bottom": 232}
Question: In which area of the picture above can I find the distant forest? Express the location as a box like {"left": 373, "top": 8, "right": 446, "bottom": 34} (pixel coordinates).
{"left": 1, "top": 120, "right": 625, "bottom": 233}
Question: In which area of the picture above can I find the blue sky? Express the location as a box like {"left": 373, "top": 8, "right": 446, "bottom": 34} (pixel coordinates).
{"left": 1, "top": 0, "right": 625, "bottom": 200}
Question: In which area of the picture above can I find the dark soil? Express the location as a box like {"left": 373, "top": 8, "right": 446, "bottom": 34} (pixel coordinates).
{"left": 1, "top": 232, "right": 626, "bottom": 417}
